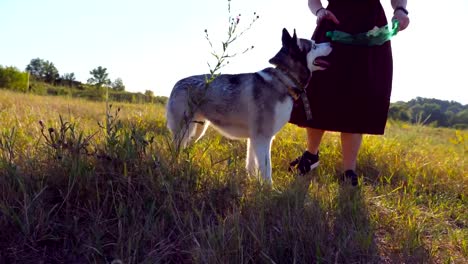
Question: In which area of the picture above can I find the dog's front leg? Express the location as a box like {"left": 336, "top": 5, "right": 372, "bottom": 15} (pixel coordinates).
{"left": 251, "top": 136, "right": 273, "bottom": 184}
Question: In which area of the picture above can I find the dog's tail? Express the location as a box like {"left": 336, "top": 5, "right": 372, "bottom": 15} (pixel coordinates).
{"left": 166, "top": 90, "right": 184, "bottom": 141}
{"left": 166, "top": 88, "right": 197, "bottom": 149}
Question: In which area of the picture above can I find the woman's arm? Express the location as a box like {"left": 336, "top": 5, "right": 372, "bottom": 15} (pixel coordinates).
{"left": 391, "top": 0, "right": 410, "bottom": 31}
{"left": 391, "top": 0, "right": 408, "bottom": 10}
{"left": 308, "top": 0, "right": 324, "bottom": 16}
{"left": 308, "top": 0, "right": 340, "bottom": 24}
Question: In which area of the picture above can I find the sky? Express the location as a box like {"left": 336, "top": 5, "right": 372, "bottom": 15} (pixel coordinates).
{"left": 0, "top": 0, "right": 467, "bottom": 104}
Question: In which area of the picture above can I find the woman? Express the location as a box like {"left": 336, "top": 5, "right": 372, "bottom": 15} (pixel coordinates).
{"left": 289, "top": 0, "right": 410, "bottom": 185}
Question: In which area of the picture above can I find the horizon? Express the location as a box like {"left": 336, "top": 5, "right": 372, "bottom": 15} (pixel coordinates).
{"left": 1, "top": 0, "right": 467, "bottom": 104}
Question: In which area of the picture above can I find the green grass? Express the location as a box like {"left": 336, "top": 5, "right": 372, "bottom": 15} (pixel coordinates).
{"left": 0, "top": 89, "right": 466, "bottom": 263}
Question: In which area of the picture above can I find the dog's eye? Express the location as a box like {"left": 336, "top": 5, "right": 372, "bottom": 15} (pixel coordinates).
{"left": 312, "top": 43, "right": 317, "bottom": 49}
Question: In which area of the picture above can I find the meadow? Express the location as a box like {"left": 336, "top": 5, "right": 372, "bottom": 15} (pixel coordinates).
{"left": 0, "top": 89, "right": 466, "bottom": 263}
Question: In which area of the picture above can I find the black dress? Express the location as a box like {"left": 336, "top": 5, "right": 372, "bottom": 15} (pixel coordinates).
{"left": 289, "top": 0, "right": 393, "bottom": 135}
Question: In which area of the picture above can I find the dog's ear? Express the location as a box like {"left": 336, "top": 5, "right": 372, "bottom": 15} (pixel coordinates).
{"left": 291, "top": 29, "right": 300, "bottom": 50}
{"left": 281, "top": 28, "right": 292, "bottom": 46}
{"left": 292, "top": 29, "right": 298, "bottom": 43}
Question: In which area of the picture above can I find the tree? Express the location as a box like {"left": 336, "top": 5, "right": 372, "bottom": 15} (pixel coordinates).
{"left": 144, "top": 89, "right": 155, "bottom": 103}
{"left": 388, "top": 102, "right": 410, "bottom": 122}
{"left": 25, "top": 58, "right": 59, "bottom": 84}
{"left": 453, "top": 109, "right": 468, "bottom": 128}
{"left": 26, "top": 58, "right": 45, "bottom": 80}
{"left": 423, "top": 103, "right": 445, "bottom": 126}
{"left": 88, "top": 66, "right": 110, "bottom": 88}
{"left": 111, "top": 78, "right": 125, "bottom": 91}
{"left": 43, "top": 61, "right": 59, "bottom": 84}
{"left": 62, "top": 73, "right": 76, "bottom": 87}
{"left": 144, "top": 90, "right": 154, "bottom": 97}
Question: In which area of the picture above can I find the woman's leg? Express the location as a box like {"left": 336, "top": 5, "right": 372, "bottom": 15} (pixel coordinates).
{"left": 289, "top": 128, "right": 325, "bottom": 174}
{"left": 340, "top": 133, "right": 362, "bottom": 171}
{"left": 306, "top": 128, "right": 325, "bottom": 155}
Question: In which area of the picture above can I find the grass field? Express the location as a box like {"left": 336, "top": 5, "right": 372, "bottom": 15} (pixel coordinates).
{"left": 0, "top": 89, "right": 466, "bottom": 263}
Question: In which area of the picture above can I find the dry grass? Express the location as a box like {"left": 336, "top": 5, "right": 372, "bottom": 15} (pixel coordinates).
{"left": 0, "top": 89, "right": 466, "bottom": 263}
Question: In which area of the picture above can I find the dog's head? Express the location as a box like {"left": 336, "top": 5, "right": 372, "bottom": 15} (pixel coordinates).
{"left": 297, "top": 38, "right": 332, "bottom": 72}
{"left": 269, "top": 28, "right": 332, "bottom": 83}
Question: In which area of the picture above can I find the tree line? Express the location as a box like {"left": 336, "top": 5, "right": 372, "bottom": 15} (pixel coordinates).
{"left": 1, "top": 60, "right": 467, "bottom": 129}
{"left": 0, "top": 58, "right": 167, "bottom": 104}
{"left": 25, "top": 58, "right": 125, "bottom": 91}
{"left": 388, "top": 97, "right": 468, "bottom": 129}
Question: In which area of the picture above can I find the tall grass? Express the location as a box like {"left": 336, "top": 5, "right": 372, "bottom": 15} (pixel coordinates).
{"left": 0, "top": 89, "right": 466, "bottom": 263}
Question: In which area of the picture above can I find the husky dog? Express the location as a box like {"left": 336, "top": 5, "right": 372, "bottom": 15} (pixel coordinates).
{"left": 166, "top": 28, "right": 332, "bottom": 184}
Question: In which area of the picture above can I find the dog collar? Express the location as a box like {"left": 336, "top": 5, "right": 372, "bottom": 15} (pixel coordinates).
{"left": 276, "top": 66, "right": 305, "bottom": 89}
{"left": 287, "top": 86, "right": 301, "bottom": 100}
{"left": 272, "top": 68, "right": 302, "bottom": 100}
{"left": 276, "top": 67, "right": 314, "bottom": 121}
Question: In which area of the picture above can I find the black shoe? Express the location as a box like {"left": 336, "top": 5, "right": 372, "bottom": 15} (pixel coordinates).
{"left": 342, "top": 170, "right": 359, "bottom": 186}
{"left": 289, "top": 151, "right": 319, "bottom": 175}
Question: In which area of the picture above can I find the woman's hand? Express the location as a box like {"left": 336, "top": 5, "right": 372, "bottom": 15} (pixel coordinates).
{"left": 392, "top": 10, "right": 410, "bottom": 31}
{"left": 316, "top": 8, "right": 340, "bottom": 25}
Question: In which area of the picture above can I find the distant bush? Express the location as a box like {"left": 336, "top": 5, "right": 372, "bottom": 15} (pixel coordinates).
{"left": 109, "top": 91, "right": 144, "bottom": 103}
{"left": 109, "top": 90, "right": 168, "bottom": 105}
{"left": 0, "top": 65, "right": 28, "bottom": 92}
{"left": 0, "top": 67, "right": 171, "bottom": 106}
{"left": 47, "top": 86, "right": 72, "bottom": 96}
{"left": 389, "top": 97, "right": 468, "bottom": 129}
{"left": 72, "top": 87, "right": 106, "bottom": 101}
{"left": 154, "top": 96, "right": 168, "bottom": 105}
{"left": 28, "top": 82, "right": 48, "bottom": 95}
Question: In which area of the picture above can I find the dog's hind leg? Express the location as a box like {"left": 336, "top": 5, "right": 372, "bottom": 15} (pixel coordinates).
{"left": 175, "top": 114, "right": 208, "bottom": 148}
{"left": 193, "top": 118, "right": 210, "bottom": 143}
{"left": 167, "top": 110, "right": 197, "bottom": 149}
{"left": 245, "top": 138, "right": 257, "bottom": 175}
{"left": 250, "top": 136, "right": 273, "bottom": 184}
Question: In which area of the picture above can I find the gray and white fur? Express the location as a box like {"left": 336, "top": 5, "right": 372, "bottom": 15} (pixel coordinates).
{"left": 166, "top": 28, "right": 332, "bottom": 184}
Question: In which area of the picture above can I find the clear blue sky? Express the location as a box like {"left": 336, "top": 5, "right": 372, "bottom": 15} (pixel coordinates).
{"left": 1, "top": 0, "right": 467, "bottom": 104}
